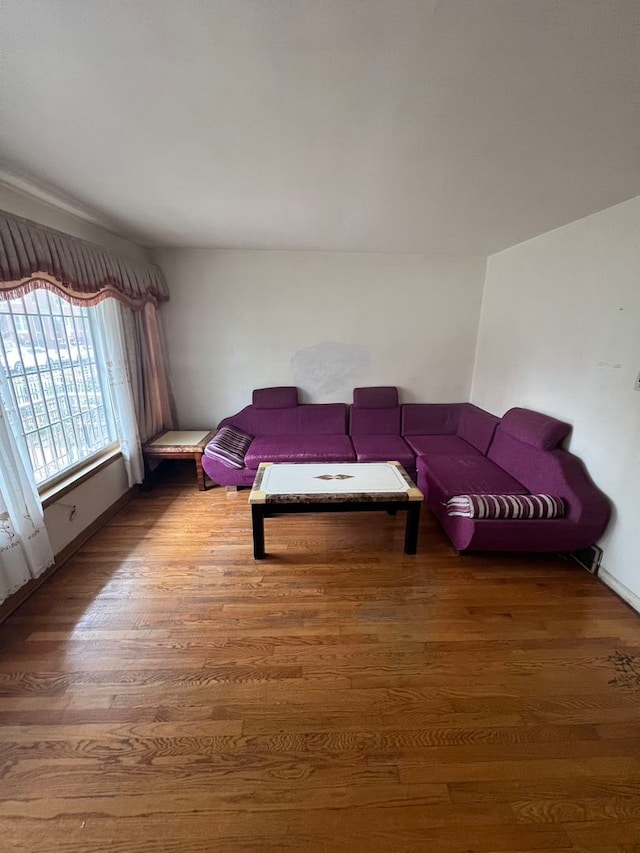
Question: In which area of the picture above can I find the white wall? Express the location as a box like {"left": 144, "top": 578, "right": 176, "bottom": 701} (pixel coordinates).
{"left": 0, "top": 183, "right": 148, "bottom": 555}
{"left": 471, "top": 196, "right": 640, "bottom": 605}
{"left": 155, "top": 249, "right": 487, "bottom": 426}
{"left": 44, "top": 457, "right": 130, "bottom": 555}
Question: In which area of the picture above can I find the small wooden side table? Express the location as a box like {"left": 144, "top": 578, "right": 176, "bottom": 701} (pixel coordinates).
{"left": 142, "top": 430, "right": 214, "bottom": 491}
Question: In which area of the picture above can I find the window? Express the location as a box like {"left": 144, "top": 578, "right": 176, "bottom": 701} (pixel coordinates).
{"left": 0, "top": 289, "right": 114, "bottom": 486}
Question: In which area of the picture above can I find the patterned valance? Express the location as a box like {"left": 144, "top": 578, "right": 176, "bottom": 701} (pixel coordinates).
{"left": 0, "top": 211, "right": 169, "bottom": 309}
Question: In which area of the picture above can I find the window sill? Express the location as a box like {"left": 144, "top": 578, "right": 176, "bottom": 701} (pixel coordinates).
{"left": 40, "top": 446, "right": 123, "bottom": 508}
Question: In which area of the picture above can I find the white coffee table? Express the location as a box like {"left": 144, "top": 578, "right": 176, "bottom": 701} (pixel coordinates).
{"left": 248, "top": 461, "right": 423, "bottom": 559}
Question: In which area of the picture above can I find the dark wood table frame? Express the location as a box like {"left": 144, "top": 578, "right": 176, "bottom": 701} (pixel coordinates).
{"left": 142, "top": 430, "right": 214, "bottom": 491}
{"left": 250, "top": 499, "right": 422, "bottom": 560}
{"left": 248, "top": 462, "right": 423, "bottom": 560}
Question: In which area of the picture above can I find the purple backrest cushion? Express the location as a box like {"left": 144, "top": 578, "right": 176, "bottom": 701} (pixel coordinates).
{"left": 221, "top": 403, "right": 348, "bottom": 436}
{"left": 487, "top": 409, "right": 572, "bottom": 486}
{"left": 499, "top": 407, "right": 571, "bottom": 450}
{"left": 252, "top": 387, "right": 299, "bottom": 409}
{"left": 353, "top": 387, "right": 399, "bottom": 408}
{"left": 487, "top": 408, "right": 571, "bottom": 494}
{"left": 457, "top": 404, "right": 500, "bottom": 454}
{"left": 488, "top": 429, "right": 559, "bottom": 491}
{"left": 350, "top": 406, "right": 401, "bottom": 435}
{"left": 402, "top": 404, "right": 462, "bottom": 436}
{"left": 488, "top": 426, "right": 577, "bottom": 508}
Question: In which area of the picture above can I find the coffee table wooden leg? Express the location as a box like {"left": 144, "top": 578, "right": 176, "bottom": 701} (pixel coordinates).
{"left": 404, "top": 503, "right": 421, "bottom": 554}
{"left": 195, "top": 453, "right": 206, "bottom": 491}
{"left": 252, "top": 505, "right": 265, "bottom": 559}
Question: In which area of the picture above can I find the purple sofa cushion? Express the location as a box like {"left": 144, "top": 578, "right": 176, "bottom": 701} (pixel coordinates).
{"left": 351, "top": 435, "right": 415, "bottom": 468}
{"left": 499, "top": 407, "right": 571, "bottom": 450}
{"left": 418, "top": 455, "right": 527, "bottom": 499}
{"left": 402, "top": 404, "right": 461, "bottom": 436}
{"left": 457, "top": 404, "right": 500, "bottom": 454}
{"left": 353, "top": 387, "right": 399, "bottom": 408}
{"left": 446, "top": 494, "right": 566, "bottom": 519}
{"left": 405, "top": 435, "right": 481, "bottom": 457}
{"left": 350, "top": 406, "right": 401, "bottom": 435}
{"left": 252, "top": 387, "right": 299, "bottom": 409}
{"left": 223, "top": 403, "right": 348, "bottom": 436}
{"left": 245, "top": 435, "right": 356, "bottom": 468}
{"left": 204, "top": 426, "right": 254, "bottom": 469}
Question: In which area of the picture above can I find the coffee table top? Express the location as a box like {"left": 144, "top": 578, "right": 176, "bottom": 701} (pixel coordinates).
{"left": 249, "top": 462, "right": 423, "bottom": 504}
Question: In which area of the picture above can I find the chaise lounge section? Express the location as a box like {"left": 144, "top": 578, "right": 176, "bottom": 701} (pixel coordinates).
{"left": 418, "top": 407, "right": 611, "bottom": 553}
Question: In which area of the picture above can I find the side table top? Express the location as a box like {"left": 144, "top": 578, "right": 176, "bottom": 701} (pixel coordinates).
{"left": 143, "top": 430, "right": 214, "bottom": 452}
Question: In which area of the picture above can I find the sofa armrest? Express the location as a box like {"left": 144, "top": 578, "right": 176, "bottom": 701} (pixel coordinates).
{"left": 545, "top": 450, "right": 610, "bottom": 534}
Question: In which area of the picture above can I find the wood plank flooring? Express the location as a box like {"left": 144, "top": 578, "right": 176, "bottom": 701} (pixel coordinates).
{"left": 0, "top": 464, "right": 638, "bottom": 852}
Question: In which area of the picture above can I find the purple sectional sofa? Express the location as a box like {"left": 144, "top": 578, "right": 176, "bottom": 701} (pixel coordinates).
{"left": 202, "top": 385, "right": 610, "bottom": 554}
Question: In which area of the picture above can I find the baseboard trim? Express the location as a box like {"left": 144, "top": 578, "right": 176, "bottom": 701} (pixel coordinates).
{"left": 0, "top": 485, "right": 138, "bottom": 625}
{"left": 599, "top": 567, "right": 640, "bottom": 615}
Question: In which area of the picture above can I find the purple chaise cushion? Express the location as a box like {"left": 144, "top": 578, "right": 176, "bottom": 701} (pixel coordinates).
{"left": 245, "top": 435, "right": 356, "bottom": 468}
{"left": 418, "top": 455, "right": 527, "bottom": 499}
{"left": 204, "top": 426, "right": 254, "bottom": 469}
{"left": 351, "top": 435, "right": 415, "bottom": 469}
{"left": 446, "top": 494, "right": 566, "bottom": 519}
{"left": 252, "top": 387, "right": 299, "bottom": 409}
{"left": 405, "top": 435, "right": 481, "bottom": 457}
{"left": 353, "top": 387, "right": 399, "bottom": 408}
{"left": 499, "top": 407, "right": 571, "bottom": 450}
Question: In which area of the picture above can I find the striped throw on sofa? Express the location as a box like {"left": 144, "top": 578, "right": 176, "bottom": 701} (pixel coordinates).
{"left": 204, "top": 426, "right": 254, "bottom": 469}
{"left": 446, "top": 494, "right": 566, "bottom": 520}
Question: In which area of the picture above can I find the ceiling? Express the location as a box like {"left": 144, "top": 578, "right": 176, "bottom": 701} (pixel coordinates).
{"left": 1, "top": 0, "right": 638, "bottom": 254}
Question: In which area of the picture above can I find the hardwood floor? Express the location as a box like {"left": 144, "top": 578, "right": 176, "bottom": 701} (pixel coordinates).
{"left": 0, "top": 465, "right": 638, "bottom": 852}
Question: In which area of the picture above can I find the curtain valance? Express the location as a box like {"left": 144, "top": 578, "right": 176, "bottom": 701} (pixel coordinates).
{"left": 0, "top": 211, "right": 169, "bottom": 309}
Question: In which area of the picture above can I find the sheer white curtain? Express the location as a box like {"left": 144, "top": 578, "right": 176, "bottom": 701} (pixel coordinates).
{"left": 95, "top": 299, "right": 145, "bottom": 487}
{"left": 0, "top": 374, "right": 54, "bottom": 604}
